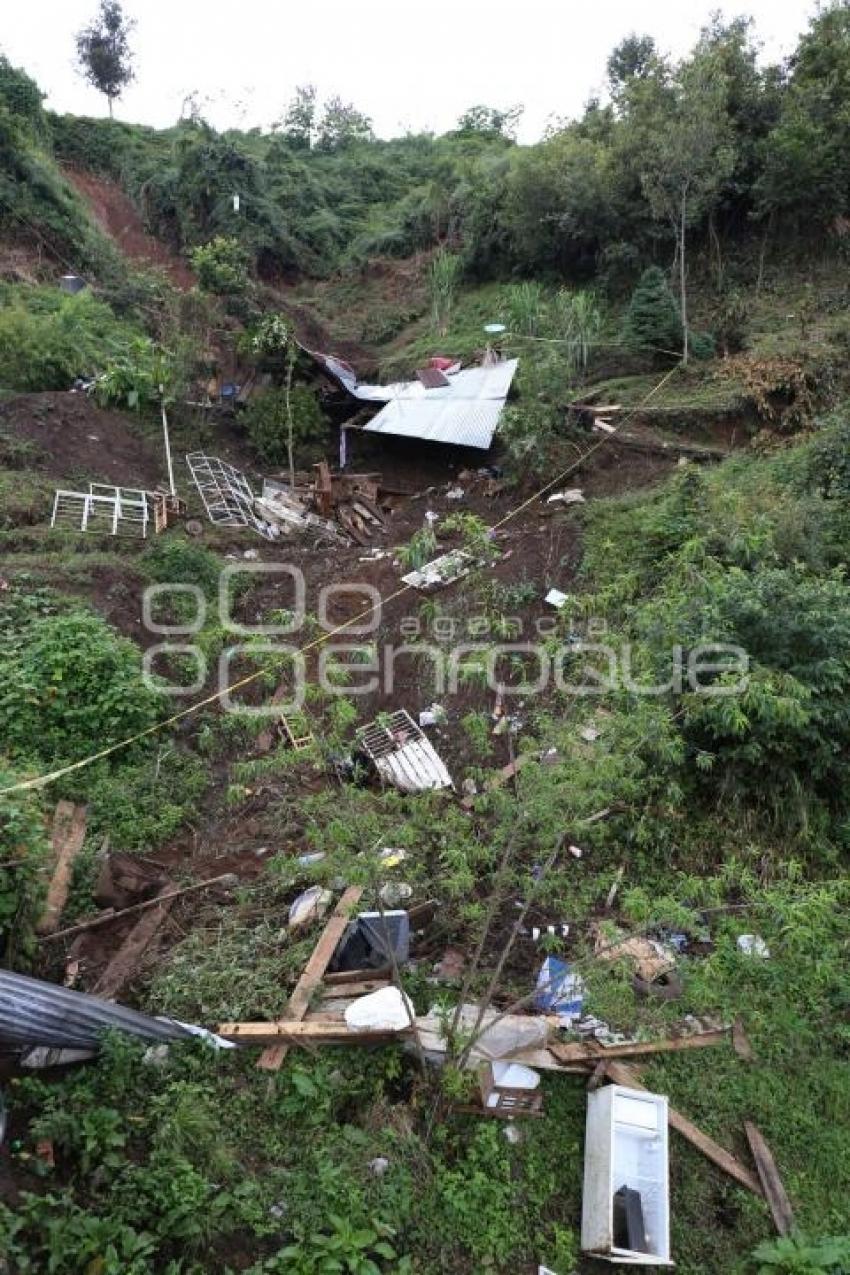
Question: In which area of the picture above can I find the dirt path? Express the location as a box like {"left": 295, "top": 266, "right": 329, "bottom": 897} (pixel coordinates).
{"left": 65, "top": 168, "right": 195, "bottom": 291}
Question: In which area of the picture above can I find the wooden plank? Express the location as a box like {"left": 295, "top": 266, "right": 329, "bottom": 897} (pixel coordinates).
{"left": 603, "top": 1061, "right": 763, "bottom": 1197}
{"left": 732, "top": 1016, "right": 756, "bottom": 1062}
{"left": 550, "top": 1028, "right": 729, "bottom": 1065}
{"left": 37, "top": 802, "right": 88, "bottom": 934}
{"left": 324, "top": 964, "right": 391, "bottom": 986}
{"left": 257, "top": 885, "right": 363, "bottom": 1071}
{"left": 319, "top": 978, "right": 389, "bottom": 998}
{"left": 222, "top": 1019, "right": 405, "bottom": 1045}
{"left": 744, "top": 1122, "right": 794, "bottom": 1234}
{"left": 92, "top": 886, "right": 175, "bottom": 999}
{"left": 460, "top": 753, "right": 535, "bottom": 809}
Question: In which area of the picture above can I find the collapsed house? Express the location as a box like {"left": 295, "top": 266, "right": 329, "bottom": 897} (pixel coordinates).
{"left": 302, "top": 346, "right": 519, "bottom": 452}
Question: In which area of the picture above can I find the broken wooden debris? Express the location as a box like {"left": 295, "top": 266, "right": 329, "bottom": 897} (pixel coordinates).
{"left": 744, "top": 1121, "right": 795, "bottom": 1235}
{"left": 600, "top": 1061, "right": 763, "bottom": 1197}
{"left": 38, "top": 873, "right": 236, "bottom": 944}
{"left": 92, "top": 885, "right": 176, "bottom": 1000}
{"left": 550, "top": 1025, "right": 730, "bottom": 1065}
{"left": 37, "top": 802, "right": 88, "bottom": 935}
{"left": 257, "top": 885, "right": 364, "bottom": 1072}
{"left": 221, "top": 1018, "right": 409, "bottom": 1046}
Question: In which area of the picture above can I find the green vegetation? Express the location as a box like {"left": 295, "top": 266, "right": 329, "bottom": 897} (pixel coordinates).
{"left": 2, "top": 7, "right": 850, "bottom": 1273}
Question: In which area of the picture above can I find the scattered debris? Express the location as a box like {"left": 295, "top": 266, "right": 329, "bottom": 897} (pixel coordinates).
{"left": 37, "top": 802, "right": 88, "bottom": 936}
{"left": 732, "top": 1016, "right": 756, "bottom": 1062}
{"left": 92, "top": 885, "right": 176, "bottom": 1000}
{"left": 378, "top": 882, "right": 413, "bottom": 908}
{"left": 551, "top": 1024, "right": 730, "bottom": 1065}
{"left": 186, "top": 453, "right": 274, "bottom": 538}
{"left": 593, "top": 420, "right": 617, "bottom": 435}
{"left": 368, "top": 1156, "right": 391, "bottom": 1177}
{"left": 344, "top": 986, "right": 414, "bottom": 1033}
{"left": 257, "top": 886, "right": 363, "bottom": 1072}
{"left": 446, "top": 485, "right": 465, "bottom": 500}
{"left": 745, "top": 1121, "right": 795, "bottom": 1235}
{"left": 544, "top": 588, "right": 569, "bottom": 609}
{"left": 39, "top": 873, "right": 237, "bottom": 944}
{"left": 737, "top": 933, "right": 770, "bottom": 958}
{"left": 357, "top": 710, "right": 452, "bottom": 793}
{"left": 535, "top": 957, "right": 584, "bottom": 1025}
{"left": 418, "top": 702, "right": 445, "bottom": 727}
{"left": 579, "top": 725, "right": 601, "bottom": 743}
{"left": 581, "top": 1082, "right": 671, "bottom": 1265}
{"left": 50, "top": 484, "right": 176, "bottom": 538}
{"left": 593, "top": 926, "right": 681, "bottom": 998}
{"left": 547, "top": 488, "right": 585, "bottom": 505}
{"left": 333, "top": 911, "right": 411, "bottom": 971}
{"left": 479, "top": 1060, "right": 543, "bottom": 1118}
{"left": 434, "top": 947, "right": 466, "bottom": 981}
{"left": 288, "top": 885, "right": 333, "bottom": 931}
{"left": 402, "top": 548, "right": 476, "bottom": 591}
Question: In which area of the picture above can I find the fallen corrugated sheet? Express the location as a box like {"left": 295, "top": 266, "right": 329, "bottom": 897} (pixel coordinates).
{"left": 0, "top": 970, "right": 230, "bottom": 1052}
{"left": 358, "top": 710, "right": 452, "bottom": 793}
{"left": 363, "top": 359, "right": 519, "bottom": 449}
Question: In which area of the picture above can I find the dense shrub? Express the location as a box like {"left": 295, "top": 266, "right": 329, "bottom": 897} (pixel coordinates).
{"left": 243, "top": 386, "right": 328, "bottom": 467}
{"left": 0, "top": 286, "right": 145, "bottom": 391}
{"left": 0, "top": 776, "right": 49, "bottom": 965}
{"left": 0, "top": 610, "right": 164, "bottom": 765}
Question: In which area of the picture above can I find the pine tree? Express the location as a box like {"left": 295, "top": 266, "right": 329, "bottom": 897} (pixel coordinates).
{"left": 623, "top": 266, "right": 682, "bottom": 358}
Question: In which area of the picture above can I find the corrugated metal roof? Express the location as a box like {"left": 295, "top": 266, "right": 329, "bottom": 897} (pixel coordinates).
{"left": 363, "top": 359, "right": 518, "bottom": 449}
{"left": 0, "top": 970, "right": 214, "bottom": 1051}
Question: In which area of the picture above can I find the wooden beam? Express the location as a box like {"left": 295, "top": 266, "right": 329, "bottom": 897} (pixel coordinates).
{"left": 92, "top": 886, "right": 175, "bottom": 999}
{"left": 603, "top": 1061, "right": 764, "bottom": 1197}
{"left": 39, "top": 873, "right": 234, "bottom": 943}
{"left": 550, "top": 1027, "right": 729, "bottom": 1065}
{"left": 257, "top": 885, "right": 363, "bottom": 1072}
{"left": 37, "top": 802, "right": 88, "bottom": 935}
{"left": 744, "top": 1122, "right": 794, "bottom": 1235}
{"left": 220, "top": 1019, "right": 406, "bottom": 1046}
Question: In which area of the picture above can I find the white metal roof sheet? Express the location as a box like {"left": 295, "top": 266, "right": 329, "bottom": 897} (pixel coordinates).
{"left": 362, "top": 359, "right": 518, "bottom": 448}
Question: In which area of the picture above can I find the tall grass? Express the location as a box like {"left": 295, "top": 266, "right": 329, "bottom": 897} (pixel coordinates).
{"left": 429, "top": 249, "right": 463, "bottom": 335}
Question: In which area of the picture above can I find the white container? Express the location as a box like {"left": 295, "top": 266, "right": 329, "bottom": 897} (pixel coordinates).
{"left": 581, "top": 1084, "right": 672, "bottom": 1266}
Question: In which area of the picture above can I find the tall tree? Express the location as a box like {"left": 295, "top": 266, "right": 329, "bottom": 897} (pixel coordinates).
{"left": 278, "top": 83, "right": 317, "bottom": 149}
{"left": 314, "top": 96, "right": 373, "bottom": 151}
{"left": 75, "top": 1, "right": 135, "bottom": 118}
{"left": 607, "top": 34, "right": 657, "bottom": 96}
{"left": 623, "top": 56, "right": 734, "bottom": 363}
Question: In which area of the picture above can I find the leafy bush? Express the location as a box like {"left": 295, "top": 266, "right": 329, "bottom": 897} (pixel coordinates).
{"left": 191, "top": 235, "right": 251, "bottom": 296}
{"left": 243, "top": 385, "right": 327, "bottom": 467}
{"left": 0, "top": 610, "right": 164, "bottom": 765}
{"left": 0, "top": 286, "right": 146, "bottom": 391}
{"left": 751, "top": 1233, "right": 850, "bottom": 1274}
{"left": 0, "top": 776, "right": 48, "bottom": 965}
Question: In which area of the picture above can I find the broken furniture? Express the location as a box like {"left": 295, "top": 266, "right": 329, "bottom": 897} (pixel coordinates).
{"left": 50, "top": 484, "right": 176, "bottom": 538}
{"left": 581, "top": 1083, "right": 672, "bottom": 1266}
{"left": 479, "top": 1060, "right": 543, "bottom": 1118}
{"left": 357, "top": 710, "right": 452, "bottom": 793}
{"left": 186, "top": 453, "right": 275, "bottom": 538}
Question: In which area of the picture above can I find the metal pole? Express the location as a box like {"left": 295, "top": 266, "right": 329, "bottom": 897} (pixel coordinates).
{"left": 160, "top": 394, "right": 176, "bottom": 497}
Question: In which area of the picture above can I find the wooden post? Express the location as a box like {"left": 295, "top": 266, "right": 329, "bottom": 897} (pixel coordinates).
{"left": 744, "top": 1122, "right": 794, "bottom": 1234}
{"left": 37, "top": 802, "right": 88, "bottom": 935}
